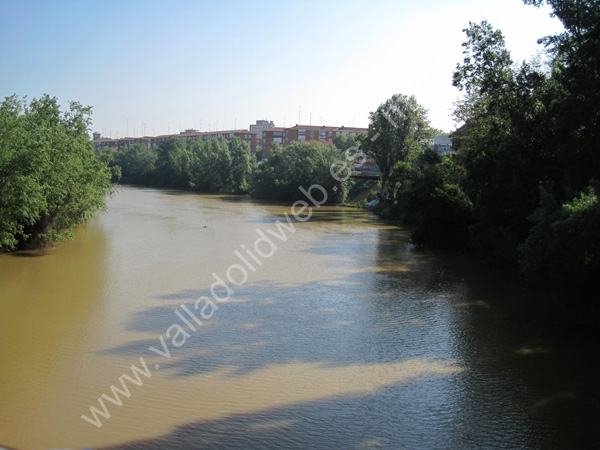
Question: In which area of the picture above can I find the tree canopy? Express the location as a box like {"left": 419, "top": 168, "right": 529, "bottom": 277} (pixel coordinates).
{"left": 0, "top": 95, "right": 113, "bottom": 250}
{"left": 445, "top": 0, "right": 600, "bottom": 308}
{"left": 250, "top": 142, "right": 348, "bottom": 204}
{"left": 111, "top": 136, "right": 254, "bottom": 194}
{"left": 360, "top": 94, "right": 434, "bottom": 196}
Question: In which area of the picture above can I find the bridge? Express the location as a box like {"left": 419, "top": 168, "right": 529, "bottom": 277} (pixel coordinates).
{"left": 349, "top": 170, "right": 380, "bottom": 180}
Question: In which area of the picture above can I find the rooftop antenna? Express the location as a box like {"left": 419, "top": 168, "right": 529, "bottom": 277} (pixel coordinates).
{"left": 298, "top": 106, "right": 301, "bottom": 125}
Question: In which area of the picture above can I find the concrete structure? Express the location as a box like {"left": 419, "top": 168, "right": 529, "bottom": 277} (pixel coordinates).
{"left": 433, "top": 135, "right": 453, "bottom": 155}
{"left": 249, "top": 120, "right": 275, "bottom": 134}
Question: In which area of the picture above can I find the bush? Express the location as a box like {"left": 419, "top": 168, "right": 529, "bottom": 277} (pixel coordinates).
{"left": 0, "top": 95, "right": 113, "bottom": 250}
{"left": 519, "top": 183, "right": 600, "bottom": 301}
{"left": 250, "top": 142, "right": 348, "bottom": 204}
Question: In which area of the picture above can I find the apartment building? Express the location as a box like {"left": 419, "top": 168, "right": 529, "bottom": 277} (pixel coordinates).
{"left": 152, "top": 129, "right": 257, "bottom": 153}
{"left": 249, "top": 120, "right": 274, "bottom": 148}
{"left": 262, "top": 124, "right": 368, "bottom": 158}
{"left": 93, "top": 130, "right": 257, "bottom": 153}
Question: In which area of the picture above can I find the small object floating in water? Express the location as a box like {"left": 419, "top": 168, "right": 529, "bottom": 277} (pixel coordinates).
{"left": 203, "top": 225, "right": 208, "bottom": 228}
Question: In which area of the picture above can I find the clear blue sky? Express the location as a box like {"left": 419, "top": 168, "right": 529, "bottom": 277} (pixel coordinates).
{"left": 0, "top": 0, "right": 564, "bottom": 137}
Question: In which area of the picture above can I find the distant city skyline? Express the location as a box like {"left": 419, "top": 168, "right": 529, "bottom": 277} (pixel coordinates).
{"left": 0, "top": 0, "right": 564, "bottom": 137}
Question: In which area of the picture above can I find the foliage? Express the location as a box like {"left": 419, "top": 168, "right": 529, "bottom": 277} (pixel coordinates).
{"left": 113, "top": 143, "right": 157, "bottom": 185}
{"left": 452, "top": 20, "right": 557, "bottom": 265}
{"left": 111, "top": 136, "right": 254, "bottom": 194}
{"left": 391, "top": 150, "right": 472, "bottom": 249}
{"left": 155, "top": 136, "right": 193, "bottom": 189}
{"left": 346, "top": 178, "right": 378, "bottom": 203}
{"left": 520, "top": 182, "right": 600, "bottom": 299}
{"left": 360, "top": 94, "right": 434, "bottom": 196}
{"left": 250, "top": 142, "right": 348, "bottom": 204}
{"left": 450, "top": 0, "right": 600, "bottom": 310}
{"left": 332, "top": 133, "right": 360, "bottom": 152}
{"left": 0, "top": 95, "right": 113, "bottom": 250}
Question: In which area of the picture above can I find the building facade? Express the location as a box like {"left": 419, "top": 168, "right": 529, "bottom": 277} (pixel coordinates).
{"left": 249, "top": 120, "right": 275, "bottom": 149}
{"left": 262, "top": 124, "right": 368, "bottom": 158}
{"left": 433, "top": 135, "right": 453, "bottom": 155}
{"left": 93, "top": 130, "right": 257, "bottom": 154}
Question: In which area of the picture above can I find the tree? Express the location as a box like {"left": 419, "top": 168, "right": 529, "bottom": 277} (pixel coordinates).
{"left": 520, "top": 182, "right": 600, "bottom": 299}
{"left": 227, "top": 137, "right": 254, "bottom": 194}
{"left": 0, "top": 94, "right": 113, "bottom": 250}
{"left": 333, "top": 133, "right": 360, "bottom": 152}
{"left": 113, "top": 142, "right": 157, "bottom": 185}
{"left": 392, "top": 150, "right": 472, "bottom": 249}
{"left": 250, "top": 142, "right": 348, "bottom": 203}
{"left": 360, "top": 94, "right": 433, "bottom": 198}
{"left": 452, "top": 21, "right": 554, "bottom": 265}
{"left": 523, "top": 0, "right": 600, "bottom": 199}
{"left": 155, "top": 136, "right": 192, "bottom": 189}
{"left": 452, "top": 2, "right": 600, "bottom": 311}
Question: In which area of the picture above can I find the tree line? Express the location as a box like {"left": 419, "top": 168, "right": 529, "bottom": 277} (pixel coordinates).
{"left": 362, "top": 0, "right": 600, "bottom": 314}
{"left": 111, "top": 136, "right": 253, "bottom": 194}
{"left": 107, "top": 136, "right": 351, "bottom": 204}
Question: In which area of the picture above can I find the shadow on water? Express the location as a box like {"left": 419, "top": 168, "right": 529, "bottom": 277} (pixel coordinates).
{"left": 98, "top": 226, "right": 482, "bottom": 377}
{"left": 100, "top": 273, "right": 461, "bottom": 378}
{"left": 98, "top": 224, "right": 600, "bottom": 449}
{"left": 6, "top": 249, "right": 55, "bottom": 257}
{"left": 98, "top": 386, "right": 541, "bottom": 450}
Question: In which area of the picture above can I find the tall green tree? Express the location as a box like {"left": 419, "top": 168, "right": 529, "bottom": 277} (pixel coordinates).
{"left": 361, "top": 94, "right": 433, "bottom": 197}
{"left": 227, "top": 137, "right": 254, "bottom": 194}
{"left": 0, "top": 95, "right": 113, "bottom": 250}
{"left": 453, "top": 21, "right": 554, "bottom": 265}
{"left": 155, "top": 136, "right": 192, "bottom": 189}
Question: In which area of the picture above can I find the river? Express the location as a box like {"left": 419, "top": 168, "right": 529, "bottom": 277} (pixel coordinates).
{"left": 0, "top": 186, "right": 598, "bottom": 449}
